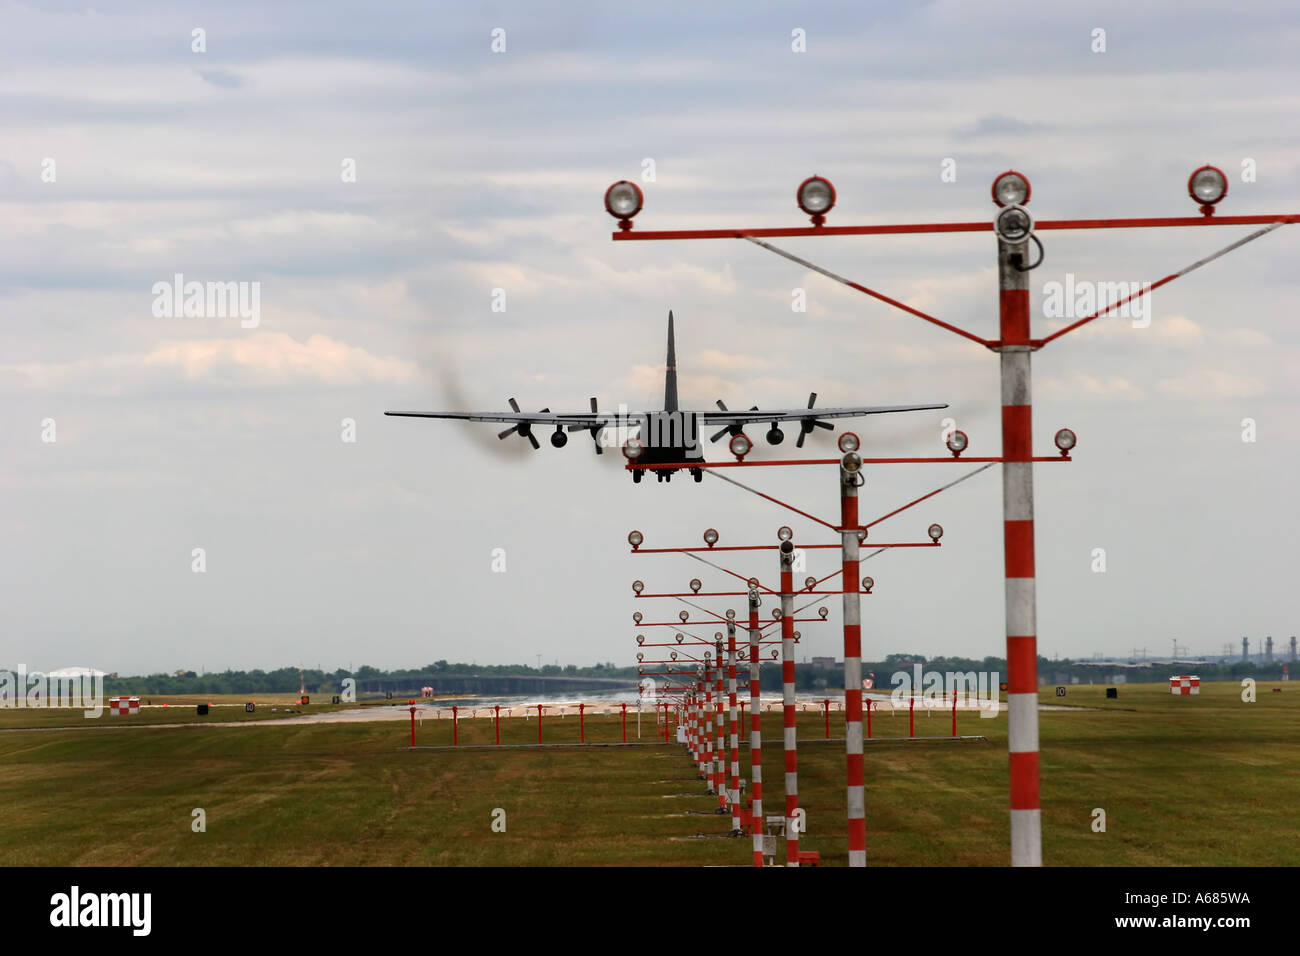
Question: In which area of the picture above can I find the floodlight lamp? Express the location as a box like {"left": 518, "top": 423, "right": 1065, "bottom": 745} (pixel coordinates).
{"left": 628, "top": 530, "right": 643, "bottom": 549}
{"left": 772, "top": 608, "right": 782, "bottom": 620}
{"left": 689, "top": 578, "right": 702, "bottom": 593}
{"left": 946, "top": 429, "right": 969, "bottom": 457}
{"left": 804, "top": 576, "right": 817, "bottom": 591}
{"left": 818, "top": 607, "right": 829, "bottom": 620}
{"left": 995, "top": 205, "right": 1033, "bottom": 243}
{"left": 842, "top": 451, "right": 863, "bottom": 473}
{"left": 604, "top": 180, "right": 644, "bottom": 229}
{"left": 838, "top": 431, "right": 860, "bottom": 453}
{"left": 1055, "top": 427, "right": 1077, "bottom": 455}
{"left": 729, "top": 432, "right": 752, "bottom": 460}
{"left": 679, "top": 610, "right": 689, "bottom": 622}
{"left": 928, "top": 523, "right": 944, "bottom": 542}
{"left": 632, "top": 580, "right": 644, "bottom": 594}
{"left": 632, "top": 611, "right": 643, "bottom": 624}
{"left": 862, "top": 576, "right": 874, "bottom": 592}
{"left": 1188, "top": 165, "right": 1227, "bottom": 214}
{"left": 726, "top": 609, "right": 736, "bottom": 621}
{"left": 797, "top": 175, "right": 836, "bottom": 224}
{"left": 777, "top": 525, "right": 794, "bottom": 542}
{"left": 636, "top": 634, "right": 644, "bottom": 645}
{"left": 703, "top": 528, "right": 719, "bottom": 547}
{"left": 622, "top": 437, "right": 644, "bottom": 461}
{"left": 992, "top": 170, "right": 1031, "bottom": 207}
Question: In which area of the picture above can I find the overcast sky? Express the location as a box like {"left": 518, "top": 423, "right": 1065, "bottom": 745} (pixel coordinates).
{"left": 2, "top": 0, "right": 1297, "bottom": 675}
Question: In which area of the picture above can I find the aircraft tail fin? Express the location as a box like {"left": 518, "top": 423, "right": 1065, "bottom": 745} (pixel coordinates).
{"left": 664, "top": 311, "right": 678, "bottom": 413}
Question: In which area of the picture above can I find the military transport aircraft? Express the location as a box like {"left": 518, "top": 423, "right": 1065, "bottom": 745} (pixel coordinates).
{"left": 385, "top": 313, "right": 947, "bottom": 483}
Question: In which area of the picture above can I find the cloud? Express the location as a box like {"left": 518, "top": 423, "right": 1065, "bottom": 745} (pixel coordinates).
{"left": 1150, "top": 314, "right": 1204, "bottom": 346}
{"left": 195, "top": 68, "right": 244, "bottom": 89}
{"left": 692, "top": 349, "right": 776, "bottom": 374}
{"left": 957, "top": 114, "right": 1046, "bottom": 137}
{"left": 1039, "top": 371, "right": 1146, "bottom": 403}
{"left": 2, "top": 332, "right": 419, "bottom": 394}
{"left": 1216, "top": 328, "right": 1273, "bottom": 349}
{"left": 1158, "top": 369, "right": 1266, "bottom": 400}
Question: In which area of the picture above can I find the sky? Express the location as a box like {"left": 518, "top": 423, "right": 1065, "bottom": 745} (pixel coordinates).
{"left": 1, "top": 0, "right": 1297, "bottom": 675}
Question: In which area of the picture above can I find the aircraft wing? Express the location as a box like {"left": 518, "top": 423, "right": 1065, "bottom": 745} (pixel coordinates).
{"left": 694, "top": 403, "right": 948, "bottom": 424}
{"left": 384, "top": 402, "right": 948, "bottom": 427}
{"left": 384, "top": 410, "right": 615, "bottom": 427}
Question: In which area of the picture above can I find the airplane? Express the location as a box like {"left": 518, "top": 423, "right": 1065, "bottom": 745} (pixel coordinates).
{"left": 385, "top": 312, "right": 947, "bottom": 483}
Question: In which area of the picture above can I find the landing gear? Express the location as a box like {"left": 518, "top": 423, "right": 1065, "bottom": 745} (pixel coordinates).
{"left": 691, "top": 467, "right": 703, "bottom": 483}
{"left": 632, "top": 470, "right": 643, "bottom": 483}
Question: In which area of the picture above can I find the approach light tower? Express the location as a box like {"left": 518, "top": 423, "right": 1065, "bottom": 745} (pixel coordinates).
{"left": 604, "top": 164, "right": 1297, "bottom": 868}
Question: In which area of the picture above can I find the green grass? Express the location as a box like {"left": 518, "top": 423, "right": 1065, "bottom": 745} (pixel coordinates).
{"left": 0, "top": 693, "right": 352, "bottom": 729}
{"left": 0, "top": 681, "right": 1295, "bottom": 866}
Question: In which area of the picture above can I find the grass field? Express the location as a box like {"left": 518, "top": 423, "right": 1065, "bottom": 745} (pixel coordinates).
{"left": 1, "top": 681, "right": 1295, "bottom": 866}
{"left": 0, "top": 693, "right": 353, "bottom": 729}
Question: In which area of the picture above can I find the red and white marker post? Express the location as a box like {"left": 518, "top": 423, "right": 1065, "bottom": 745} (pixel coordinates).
{"left": 726, "top": 619, "right": 742, "bottom": 834}
{"left": 747, "top": 589, "right": 764, "bottom": 867}
{"left": 713, "top": 641, "right": 727, "bottom": 812}
{"left": 838, "top": 435, "right": 867, "bottom": 866}
{"left": 778, "top": 533, "right": 800, "bottom": 866}
{"left": 998, "top": 225, "right": 1041, "bottom": 866}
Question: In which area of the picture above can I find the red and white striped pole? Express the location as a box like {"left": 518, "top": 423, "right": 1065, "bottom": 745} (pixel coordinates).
{"left": 579, "top": 702, "right": 586, "bottom": 744}
{"left": 701, "top": 666, "right": 711, "bottom": 784}
{"left": 726, "top": 619, "right": 742, "bottom": 835}
{"left": 713, "top": 641, "right": 727, "bottom": 811}
{"left": 839, "top": 457, "right": 866, "bottom": 867}
{"left": 952, "top": 687, "right": 958, "bottom": 738}
{"left": 778, "top": 533, "right": 800, "bottom": 866}
{"left": 689, "top": 689, "right": 698, "bottom": 764}
{"left": 621, "top": 701, "right": 627, "bottom": 743}
{"left": 452, "top": 705, "right": 459, "bottom": 747}
{"left": 494, "top": 704, "right": 500, "bottom": 745}
{"left": 999, "top": 218, "right": 1042, "bottom": 866}
{"left": 747, "top": 589, "right": 764, "bottom": 867}
{"left": 536, "top": 703, "right": 543, "bottom": 744}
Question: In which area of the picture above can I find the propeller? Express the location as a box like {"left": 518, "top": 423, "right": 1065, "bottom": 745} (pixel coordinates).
{"left": 565, "top": 396, "right": 604, "bottom": 454}
{"left": 497, "top": 397, "right": 549, "bottom": 450}
{"left": 710, "top": 399, "right": 759, "bottom": 444}
{"left": 795, "top": 392, "right": 834, "bottom": 448}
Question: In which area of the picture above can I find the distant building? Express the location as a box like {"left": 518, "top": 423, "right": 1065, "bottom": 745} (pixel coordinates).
{"left": 810, "top": 657, "right": 839, "bottom": 669}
